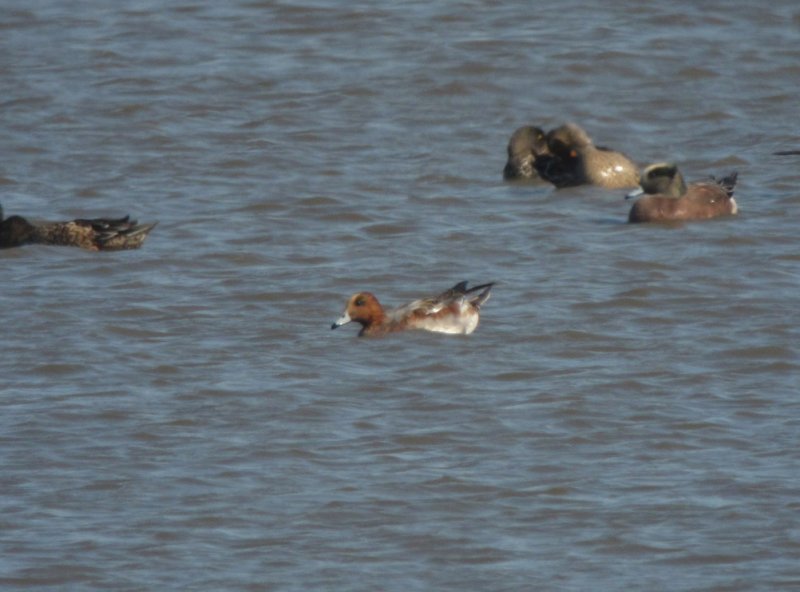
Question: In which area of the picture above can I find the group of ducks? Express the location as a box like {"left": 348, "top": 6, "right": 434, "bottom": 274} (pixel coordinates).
{"left": 503, "top": 122, "right": 739, "bottom": 223}
{"left": 333, "top": 122, "right": 742, "bottom": 338}
{"left": 0, "top": 121, "right": 741, "bottom": 339}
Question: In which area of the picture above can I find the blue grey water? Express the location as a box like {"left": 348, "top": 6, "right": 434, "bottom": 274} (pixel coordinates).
{"left": 1, "top": 1, "right": 799, "bottom": 590}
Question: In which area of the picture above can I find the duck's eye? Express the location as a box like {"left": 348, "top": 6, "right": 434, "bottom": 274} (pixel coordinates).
{"left": 354, "top": 297, "right": 366, "bottom": 307}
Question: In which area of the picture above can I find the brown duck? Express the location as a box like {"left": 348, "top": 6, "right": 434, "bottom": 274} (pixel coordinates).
{"left": 332, "top": 281, "right": 494, "bottom": 337}
{"left": 534, "top": 122, "right": 640, "bottom": 189}
{"left": 503, "top": 125, "right": 550, "bottom": 181}
{"left": 0, "top": 203, "right": 156, "bottom": 250}
{"left": 627, "top": 163, "right": 738, "bottom": 223}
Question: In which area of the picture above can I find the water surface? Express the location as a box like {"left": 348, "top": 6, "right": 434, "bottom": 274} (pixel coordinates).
{"left": 1, "top": 1, "right": 799, "bottom": 590}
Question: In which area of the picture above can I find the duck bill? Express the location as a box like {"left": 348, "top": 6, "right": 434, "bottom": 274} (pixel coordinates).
{"left": 625, "top": 187, "right": 644, "bottom": 200}
{"left": 331, "top": 311, "right": 351, "bottom": 330}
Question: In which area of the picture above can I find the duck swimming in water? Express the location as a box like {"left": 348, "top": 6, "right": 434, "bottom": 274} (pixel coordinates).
{"left": 534, "top": 123, "right": 640, "bottom": 189}
{"left": 0, "top": 203, "right": 156, "bottom": 250}
{"left": 332, "top": 281, "right": 494, "bottom": 337}
{"left": 503, "top": 125, "right": 550, "bottom": 181}
{"left": 626, "top": 163, "right": 738, "bottom": 223}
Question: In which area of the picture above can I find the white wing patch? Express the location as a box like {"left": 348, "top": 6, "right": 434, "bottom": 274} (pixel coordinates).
{"left": 387, "top": 295, "right": 479, "bottom": 334}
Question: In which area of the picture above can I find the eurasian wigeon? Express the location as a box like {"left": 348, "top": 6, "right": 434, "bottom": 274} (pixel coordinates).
{"left": 331, "top": 281, "right": 494, "bottom": 337}
{"left": 0, "top": 203, "right": 157, "bottom": 250}
{"left": 626, "top": 162, "right": 738, "bottom": 223}
{"left": 534, "top": 123, "right": 640, "bottom": 189}
{"left": 503, "top": 125, "right": 550, "bottom": 181}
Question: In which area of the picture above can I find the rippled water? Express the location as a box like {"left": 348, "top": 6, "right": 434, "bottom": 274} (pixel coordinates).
{"left": 2, "top": 1, "right": 799, "bottom": 590}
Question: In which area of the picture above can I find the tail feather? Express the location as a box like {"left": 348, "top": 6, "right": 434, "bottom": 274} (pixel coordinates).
{"left": 437, "top": 281, "right": 495, "bottom": 308}
{"left": 466, "top": 282, "right": 494, "bottom": 308}
{"left": 96, "top": 221, "right": 157, "bottom": 248}
{"left": 125, "top": 222, "right": 158, "bottom": 238}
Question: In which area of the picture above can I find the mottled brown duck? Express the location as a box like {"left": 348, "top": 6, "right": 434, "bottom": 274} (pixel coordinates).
{"left": 0, "top": 204, "right": 156, "bottom": 250}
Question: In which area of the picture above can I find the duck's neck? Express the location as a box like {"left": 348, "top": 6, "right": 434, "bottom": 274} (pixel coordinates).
{"left": 668, "top": 172, "right": 688, "bottom": 197}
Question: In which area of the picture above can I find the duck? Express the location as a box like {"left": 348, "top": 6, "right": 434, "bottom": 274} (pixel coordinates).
{"left": 503, "top": 125, "right": 550, "bottom": 181}
{"left": 534, "top": 122, "right": 640, "bottom": 189}
{"left": 0, "top": 203, "right": 157, "bottom": 250}
{"left": 331, "top": 281, "right": 494, "bottom": 337}
{"left": 626, "top": 162, "right": 738, "bottom": 223}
